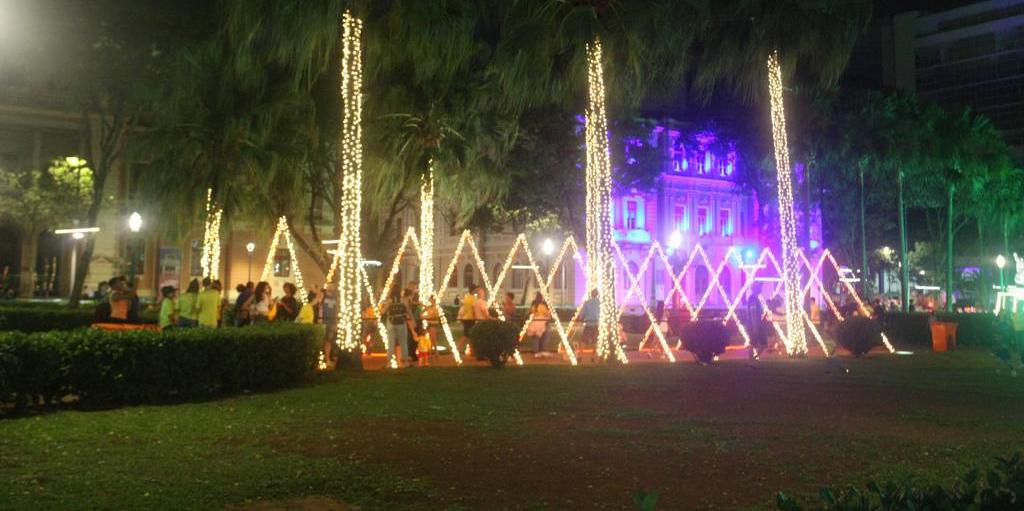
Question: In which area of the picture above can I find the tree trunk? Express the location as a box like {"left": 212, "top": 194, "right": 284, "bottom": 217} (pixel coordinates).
{"left": 977, "top": 219, "right": 987, "bottom": 311}
{"left": 945, "top": 184, "right": 955, "bottom": 312}
{"left": 17, "top": 228, "right": 40, "bottom": 298}
{"left": 804, "top": 161, "right": 812, "bottom": 252}
{"left": 70, "top": 111, "right": 127, "bottom": 308}
{"left": 765, "top": 51, "right": 807, "bottom": 355}
{"left": 898, "top": 170, "right": 910, "bottom": 312}
{"left": 859, "top": 168, "right": 868, "bottom": 297}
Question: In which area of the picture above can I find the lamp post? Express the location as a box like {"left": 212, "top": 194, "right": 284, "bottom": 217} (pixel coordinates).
{"left": 997, "top": 254, "right": 1006, "bottom": 291}
{"left": 54, "top": 226, "right": 100, "bottom": 300}
{"left": 245, "top": 242, "right": 256, "bottom": 282}
{"left": 128, "top": 212, "right": 143, "bottom": 287}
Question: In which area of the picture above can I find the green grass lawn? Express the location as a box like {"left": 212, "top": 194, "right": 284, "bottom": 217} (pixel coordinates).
{"left": 2, "top": 350, "right": 1023, "bottom": 510}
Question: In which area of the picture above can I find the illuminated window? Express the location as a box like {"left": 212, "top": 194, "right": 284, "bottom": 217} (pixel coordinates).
{"left": 697, "top": 207, "right": 708, "bottom": 235}
{"left": 626, "top": 200, "right": 638, "bottom": 230}
{"left": 512, "top": 262, "right": 525, "bottom": 289}
{"left": 719, "top": 209, "right": 732, "bottom": 236}
{"left": 463, "top": 264, "right": 474, "bottom": 288}
{"left": 673, "top": 204, "right": 687, "bottom": 232}
{"left": 273, "top": 249, "right": 290, "bottom": 277}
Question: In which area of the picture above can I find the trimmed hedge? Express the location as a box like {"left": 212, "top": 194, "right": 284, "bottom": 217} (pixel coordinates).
{"left": 835, "top": 316, "right": 882, "bottom": 356}
{"left": 0, "top": 306, "right": 95, "bottom": 332}
{"left": 0, "top": 324, "right": 322, "bottom": 411}
{"left": 468, "top": 320, "right": 520, "bottom": 368}
{"left": 680, "top": 320, "right": 730, "bottom": 364}
{"left": 881, "top": 312, "right": 997, "bottom": 347}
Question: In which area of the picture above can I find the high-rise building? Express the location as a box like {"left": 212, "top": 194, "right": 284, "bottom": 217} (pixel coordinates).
{"left": 882, "top": 0, "right": 1024, "bottom": 150}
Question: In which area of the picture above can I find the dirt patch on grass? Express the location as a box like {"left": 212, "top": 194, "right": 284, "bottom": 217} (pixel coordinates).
{"left": 228, "top": 496, "right": 360, "bottom": 511}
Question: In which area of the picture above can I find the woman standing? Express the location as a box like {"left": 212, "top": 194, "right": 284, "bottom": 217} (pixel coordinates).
{"left": 251, "top": 282, "right": 272, "bottom": 324}
{"left": 178, "top": 279, "right": 201, "bottom": 328}
{"left": 527, "top": 292, "right": 551, "bottom": 357}
{"left": 277, "top": 283, "right": 300, "bottom": 322}
{"left": 384, "top": 287, "right": 411, "bottom": 367}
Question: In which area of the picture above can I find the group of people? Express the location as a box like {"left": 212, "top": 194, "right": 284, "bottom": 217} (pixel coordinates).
{"left": 157, "top": 278, "right": 326, "bottom": 331}
{"left": 373, "top": 281, "right": 438, "bottom": 368}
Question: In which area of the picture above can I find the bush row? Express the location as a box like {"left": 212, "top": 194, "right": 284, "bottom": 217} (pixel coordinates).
{"left": 777, "top": 453, "right": 1023, "bottom": 510}
{"left": 881, "top": 312, "right": 996, "bottom": 347}
{"left": 0, "top": 306, "right": 95, "bottom": 332}
{"left": 0, "top": 324, "right": 322, "bottom": 411}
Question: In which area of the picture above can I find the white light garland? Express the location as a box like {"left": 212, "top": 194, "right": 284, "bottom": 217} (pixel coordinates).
{"left": 766, "top": 51, "right": 808, "bottom": 355}
{"left": 336, "top": 10, "right": 365, "bottom": 351}
{"left": 200, "top": 188, "right": 223, "bottom": 280}
{"left": 419, "top": 167, "right": 435, "bottom": 302}
{"left": 584, "top": 37, "right": 623, "bottom": 362}
{"left": 258, "top": 216, "right": 309, "bottom": 303}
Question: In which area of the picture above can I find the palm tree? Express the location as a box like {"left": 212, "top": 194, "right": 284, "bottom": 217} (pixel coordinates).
{"left": 692, "top": 0, "right": 872, "bottom": 354}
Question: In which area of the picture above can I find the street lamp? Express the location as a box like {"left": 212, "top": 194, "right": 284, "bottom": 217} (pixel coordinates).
{"left": 996, "top": 254, "right": 1006, "bottom": 290}
{"left": 127, "top": 212, "right": 143, "bottom": 288}
{"left": 54, "top": 226, "right": 100, "bottom": 300}
{"left": 667, "top": 230, "right": 683, "bottom": 250}
{"left": 541, "top": 238, "right": 555, "bottom": 256}
{"left": 245, "top": 242, "right": 256, "bottom": 282}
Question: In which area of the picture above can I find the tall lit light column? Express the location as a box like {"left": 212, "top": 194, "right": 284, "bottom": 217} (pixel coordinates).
{"left": 201, "top": 188, "right": 223, "bottom": 281}
{"left": 766, "top": 51, "right": 807, "bottom": 355}
{"left": 419, "top": 167, "right": 435, "bottom": 301}
{"left": 585, "top": 38, "right": 622, "bottom": 362}
{"left": 336, "top": 10, "right": 365, "bottom": 353}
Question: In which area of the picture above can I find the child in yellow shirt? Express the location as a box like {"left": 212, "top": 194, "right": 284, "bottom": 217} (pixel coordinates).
{"left": 416, "top": 325, "right": 432, "bottom": 367}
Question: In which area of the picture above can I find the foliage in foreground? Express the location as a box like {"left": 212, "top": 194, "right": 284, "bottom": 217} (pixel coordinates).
{"left": 468, "top": 320, "right": 520, "bottom": 368}
{"left": 835, "top": 316, "right": 882, "bottom": 357}
{"left": 681, "top": 320, "right": 730, "bottom": 364}
{"left": 0, "top": 324, "right": 321, "bottom": 412}
{"left": 777, "top": 454, "right": 1024, "bottom": 510}
{"left": 0, "top": 306, "right": 95, "bottom": 332}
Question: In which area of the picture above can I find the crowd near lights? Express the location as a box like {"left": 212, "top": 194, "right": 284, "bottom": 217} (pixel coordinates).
{"left": 259, "top": 216, "right": 309, "bottom": 303}
{"left": 614, "top": 242, "right": 673, "bottom": 361}
{"left": 200, "top": 188, "right": 223, "bottom": 281}
{"left": 584, "top": 37, "right": 625, "bottom": 363}
{"left": 766, "top": 51, "right": 807, "bottom": 356}
{"left": 336, "top": 10, "right": 365, "bottom": 352}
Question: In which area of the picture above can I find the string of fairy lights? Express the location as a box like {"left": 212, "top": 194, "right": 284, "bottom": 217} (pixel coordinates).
{"left": 336, "top": 10, "right": 365, "bottom": 352}
{"left": 200, "top": 188, "right": 223, "bottom": 280}
{"left": 419, "top": 167, "right": 435, "bottom": 303}
{"left": 584, "top": 37, "right": 625, "bottom": 363}
{"left": 766, "top": 51, "right": 808, "bottom": 356}
{"left": 258, "top": 216, "right": 309, "bottom": 304}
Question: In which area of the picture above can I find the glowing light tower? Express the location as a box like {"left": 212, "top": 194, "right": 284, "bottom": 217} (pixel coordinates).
{"left": 335, "top": 10, "right": 365, "bottom": 357}
{"left": 419, "top": 167, "right": 435, "bottom": 302}
{"left": 584, "top": 38, "right": 624, "bottom": 362}
{"left": 766, "top": 51, "right": 807, "bottom": 355}
{"left": 200, "top": 188, "right": 223, "bottom": 281}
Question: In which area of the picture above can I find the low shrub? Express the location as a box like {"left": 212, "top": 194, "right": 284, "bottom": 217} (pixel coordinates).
{"left": 935, "top": 312, "right": 996, "bottom": 347}
{"left": 879, "top": 312, "right": 931, "bottom": 346}
{"left": 777, "top": 453, "right": 1024, "bottom": 510}
{"left": 0, "top": 324, "right": 321, "bottom": 412}
{"left": 468, "top": 320, "right": 520, "bottom": 368}
{"left": 680, "top": 320, "right": 729, "bottom": 364}
{"left": 835, "top": 316, "right": 882, "bottom": 356}
{"left": 0, "top": 306, "right": 95, "bottom": 332}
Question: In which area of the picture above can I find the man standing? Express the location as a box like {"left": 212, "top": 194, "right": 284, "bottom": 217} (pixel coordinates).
{"left": 197, "top": 278, "right": 222, "bottom": 328}
{"left": 580, "top": 289, "right": 600, "bottom": 351}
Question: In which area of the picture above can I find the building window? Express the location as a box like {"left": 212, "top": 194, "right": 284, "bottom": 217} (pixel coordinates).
{"left": 273, "top": 249, "right": 291, "bottom": 277}
{"left": 189, "top": 239, "right": 203, "bottom": 276}
{"left": 695, "top": 265, "right": 709, "bottom": 297}
{"left": 697, "top": 207, "right": 708, "bottom": 235}
{"left": 512, "top": 263, "right": 525, "bottom": 289}
{"left": 719, "top": 209, "right": 732, "bottom": 236}
{"left": 625, "top": 261, "right": 640, "bottom": 286}
{"left": 673, "top": 204, "right": 687, "bottom": 232}
{"left": 720, "top": 267, "right": 732, "bottom": 301}
{"left": 626, "top": 200, "right": 638, "bottom": 230}
{"left": 463, "top": 264, "right": 475, "bottom": 289}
